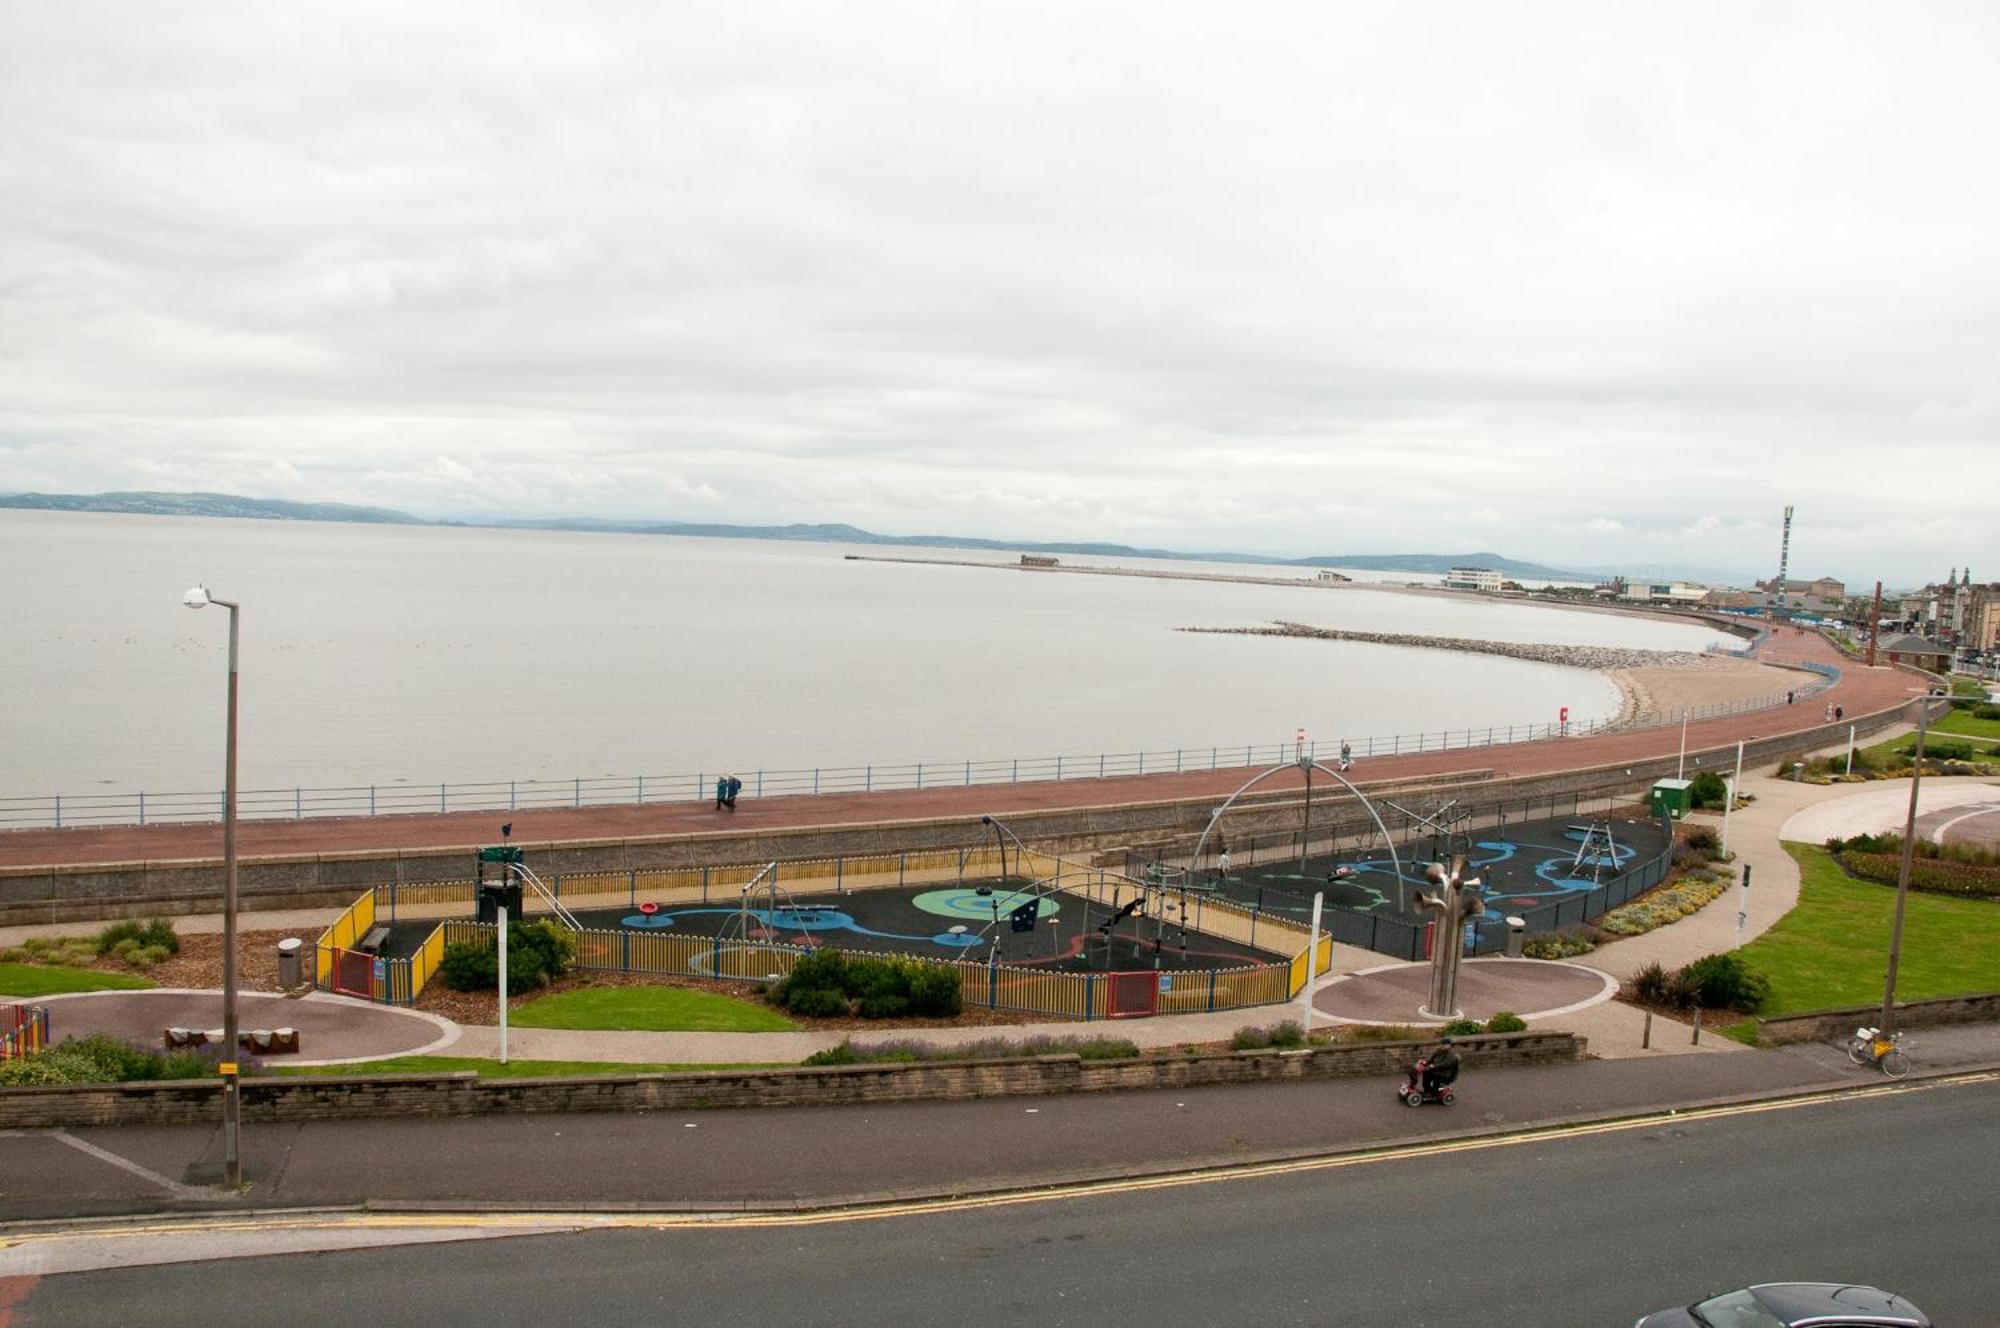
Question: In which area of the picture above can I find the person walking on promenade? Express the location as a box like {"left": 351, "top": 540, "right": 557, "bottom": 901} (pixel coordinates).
{"left": 725, "top": 774, "right": 742, "bottom": 810}
{"left": 1216, "top": 848, "right": 1231, "bottom": 885}
{"left": 1339, "top": 739, "right": 1353, "bottom": 772}
{"left": 715, "top": 775, "right": 729, "bottom": 810}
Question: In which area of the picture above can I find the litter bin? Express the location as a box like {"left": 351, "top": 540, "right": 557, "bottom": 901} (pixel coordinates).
{"left": 1504, "top": 916, "right": 1527, "bottom": 958}
{"left": 276, "top": 937, "right": 303, "bottom": 988}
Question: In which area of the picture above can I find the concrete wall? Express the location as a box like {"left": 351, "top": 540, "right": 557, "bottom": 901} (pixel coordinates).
{"left": 1754, "top": 992, "right": 2000, "bottom": 1045}
{"left": 0, "top": 700, "right": 1914, "bottom": 926}
{"left": 0, "top": 1031, "right": 1582, "bottom": 1129}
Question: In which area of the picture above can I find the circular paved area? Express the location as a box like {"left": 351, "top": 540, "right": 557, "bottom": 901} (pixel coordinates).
{"left": 35, "top": 989, "right": 458, "bottom": 1065}
{"left": 1917, "top": 800, "right": 2000, "bottom": 851}
{"left": 1313, "top": 957, "right": 1613, "bottom": 1025}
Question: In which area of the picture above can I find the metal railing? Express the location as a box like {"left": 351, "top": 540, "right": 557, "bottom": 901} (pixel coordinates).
{"left": 0, "top": 671, "right": 1837, "bottom": 831}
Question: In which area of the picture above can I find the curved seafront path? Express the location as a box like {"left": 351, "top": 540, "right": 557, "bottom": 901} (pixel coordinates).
{"left": 0, "top": 631, "right": 1925, "bottom": 869}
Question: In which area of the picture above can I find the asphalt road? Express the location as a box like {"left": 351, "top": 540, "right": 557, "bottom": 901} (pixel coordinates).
{"left": 11, "top": 1076, "right": 1998, "bottom": 1328}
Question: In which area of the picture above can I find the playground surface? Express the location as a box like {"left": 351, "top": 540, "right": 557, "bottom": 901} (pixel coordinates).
{"left": 1209, "top": 811, "right": 1670, "bottom": 936}
{"left": 557, "top": 877, "right": 1284, "bottom": 973}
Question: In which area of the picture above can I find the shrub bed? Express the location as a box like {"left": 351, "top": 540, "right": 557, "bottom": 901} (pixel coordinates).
{"left": 1521, "top": 929, "right": 1595, "bottom": 959}
{"left": 1598, "top": 872, "right": 1728, "bottom": 937}
{"left": 805, "top": 1033, "right": 1138, "bottom": 1066}
{"left": 768, "top": 948, "right": 964, "bottom": 1021}
{"left": 1627, "top": 952, "right": 1770, "bottom": 1013}
{"left": 1838, "top": 851, "right": 2000, "bottom": 900}
{"left": 440, "top": 920, "right": 578, "bottom": 995}
{"left": 0, "top": 1034, "right": 232, "bottom": 1087}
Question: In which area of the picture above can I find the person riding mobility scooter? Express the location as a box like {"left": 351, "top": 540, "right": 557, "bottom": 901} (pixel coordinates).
{"left": 1398, "top": 1036, "right": 1460, "bottom": 1107}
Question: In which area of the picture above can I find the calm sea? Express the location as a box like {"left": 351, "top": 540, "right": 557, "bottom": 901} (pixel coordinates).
{"left": 0, "top": 511, "right": 1728, "bottom": 799}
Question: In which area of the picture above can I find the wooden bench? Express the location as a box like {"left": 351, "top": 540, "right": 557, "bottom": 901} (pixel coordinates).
{"left": 164, "top": 1027, "right": 300, "bottom": 1055}
{"left": 357, "top": 925, "right": 391, "bottom": 954}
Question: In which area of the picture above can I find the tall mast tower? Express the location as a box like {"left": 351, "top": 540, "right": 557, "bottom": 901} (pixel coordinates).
{"left": 1772, "top": 505, "right": 1795, "bottom": 620}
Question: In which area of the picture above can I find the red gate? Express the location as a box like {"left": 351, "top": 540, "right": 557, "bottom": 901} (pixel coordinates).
{"left": 329, "top": 948, "right": 375, "bottom": 999}
{"left": 1105, "top": 970, "right": 1159, "bottom": 1018}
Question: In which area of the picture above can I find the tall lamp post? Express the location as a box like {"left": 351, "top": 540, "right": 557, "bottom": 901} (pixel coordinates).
{"left": 184, "top": 583, "right": 242, "bottom": 1189}
{"left": 1880, "top": 697, "right": 1934, "bottom": 1037}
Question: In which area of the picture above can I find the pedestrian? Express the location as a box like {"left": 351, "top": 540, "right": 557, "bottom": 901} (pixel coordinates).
{"left": 1824, "top": 702, "right": 1834, "bottom": 722}
{"left": 1339, "top": 739, "right": 1353, "bottom": 772}
{"left": 714, "top": 775, "right": 729, "bottom": 810}
{"left": 724, "top": 774, "right": 742, "bottom": 810}
{"left": 1217, "top": 848, "right": 1231, "bottom": 883}
{"left": 1835, "top": 705, "right": 1844, "bottom": 721}
{"left": 1786, "top": 690, "right": 1795, "bottom": 705}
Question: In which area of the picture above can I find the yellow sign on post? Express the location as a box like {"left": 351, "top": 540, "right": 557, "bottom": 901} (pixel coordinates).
{"left": 218, "top": 1062, "right": 239, "bottom": 1077}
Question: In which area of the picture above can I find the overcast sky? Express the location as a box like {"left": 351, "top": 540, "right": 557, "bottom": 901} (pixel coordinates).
{"left": 3, "top": 3, "right": 1996, "bottom": 583}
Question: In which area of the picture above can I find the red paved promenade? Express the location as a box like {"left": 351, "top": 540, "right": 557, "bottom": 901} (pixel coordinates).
{"left": 0, "top": 631, "right": 1926, "bottom": 869}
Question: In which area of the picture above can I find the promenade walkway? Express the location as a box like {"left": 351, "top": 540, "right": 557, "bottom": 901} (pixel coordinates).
{"left": 0, "top": 630, "right": 1924, "bottom": 869}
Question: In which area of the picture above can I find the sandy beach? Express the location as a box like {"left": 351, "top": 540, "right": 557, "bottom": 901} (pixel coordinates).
{"left": 1607, "top": 656, "right": 1808, "bottom": 725}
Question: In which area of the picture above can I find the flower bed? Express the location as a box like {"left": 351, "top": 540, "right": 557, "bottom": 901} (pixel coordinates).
{"left": 1597, "top": 870, "right": 1729, "bottom": 937}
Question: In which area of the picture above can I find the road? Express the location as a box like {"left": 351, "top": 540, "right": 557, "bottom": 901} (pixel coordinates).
{"left": 7, "top": 1075, "right": 1995, "bottom": 1327}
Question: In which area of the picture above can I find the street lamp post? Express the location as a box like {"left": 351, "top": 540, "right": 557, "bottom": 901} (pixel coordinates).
{"left": 184, "top": 583, "right": 242, "bottom": 1190}
{"left": 1880, "top": 698, "right": 1934, "bottom": 1036}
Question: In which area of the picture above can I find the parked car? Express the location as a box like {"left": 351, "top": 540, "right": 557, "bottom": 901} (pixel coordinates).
{"left": 1635, "top": 1282, "right": 1930, "bottom": 1328}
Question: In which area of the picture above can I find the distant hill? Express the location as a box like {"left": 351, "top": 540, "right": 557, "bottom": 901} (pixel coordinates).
{"left": 3, "top": 489, "right": 1712, "bottom": 582}
{"left": 0, "top": 490, "right": 423, "bottom": 524}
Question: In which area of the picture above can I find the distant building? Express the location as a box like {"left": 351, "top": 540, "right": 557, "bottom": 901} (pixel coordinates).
{"left": 1877, "top": 633, "right": 1952, "bottom": 673}
{"left": 1443, "top": 567, "right": 1502, "bottom": 593}
{"left": 1620, "top": 580, "right": 1709, "bottom": 605}
{"left": 1020, "top": 555, "right": 1060, "bottom": 569}
{"left": 1312, "top": 570, "right": 1351, "bottom": 584}
{"left": 1703, "top": 588, "right": 1762, "bottom": 610}
{"left": 1758, "top": 575, "right": 1846, "bottom": 601}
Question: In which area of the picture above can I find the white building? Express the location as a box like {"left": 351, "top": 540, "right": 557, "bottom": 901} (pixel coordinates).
{"left": 1444, "top": 566, "right": 1502, "bottom": 593}
{"left": 1619, "top": 580, "right": 1709, "bottom": 605}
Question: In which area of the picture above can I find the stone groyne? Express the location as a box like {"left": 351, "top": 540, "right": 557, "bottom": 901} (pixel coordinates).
{"left": 1180, "top": 621, "right": 1708, "bottom": 671}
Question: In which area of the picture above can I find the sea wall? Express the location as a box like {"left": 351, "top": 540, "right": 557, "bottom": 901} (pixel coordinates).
{"left": 0, "top": 709, "right": 1911, "bottom": 926}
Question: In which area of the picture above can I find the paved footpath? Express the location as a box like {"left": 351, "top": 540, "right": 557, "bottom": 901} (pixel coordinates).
{"left": 0, "top": 630, "right": 1925, "bottom": 868}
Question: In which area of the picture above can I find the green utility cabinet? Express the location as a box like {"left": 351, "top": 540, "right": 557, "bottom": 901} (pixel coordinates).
{"left": 1649, "top": 778, "right": 1693, "bottom": 820}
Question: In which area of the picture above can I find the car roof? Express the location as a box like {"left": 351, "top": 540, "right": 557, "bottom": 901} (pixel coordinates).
{"left": 1748, "top": 1283, "right": 1929, "bottom": 1326}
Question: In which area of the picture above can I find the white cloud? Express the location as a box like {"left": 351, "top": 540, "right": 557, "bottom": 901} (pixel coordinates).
{"left": 2, "top": 1, "right": 1998, "bottom": 583}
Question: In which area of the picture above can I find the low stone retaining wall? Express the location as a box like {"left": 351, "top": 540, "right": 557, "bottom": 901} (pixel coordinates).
{"left": 1754, "top": 992, "right": 2000, "bottom": 1045}
{"left": 0, "top": 1030, "right": 1582, "bottom": 1129}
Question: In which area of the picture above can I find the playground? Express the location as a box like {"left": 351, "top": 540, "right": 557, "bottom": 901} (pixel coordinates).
{"left": 1205, "top": 810, "right": 1671, "bottom": 944}
{"left": 555, "top": 878, "right": 1285, "bottom": 975}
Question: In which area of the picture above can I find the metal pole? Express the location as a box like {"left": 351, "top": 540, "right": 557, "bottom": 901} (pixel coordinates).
{"left": 1736, "top": 862, "right": 1751, "bottom": 949}
{"left": 1677, "top": 712, "right": 1688, "bottom": 780}
{"left": 1880, "top": 703, "right": 1930, "bottom": 1035}
{"left": 1720, "top": 740, "right": 1744, "bottom": 859}
{"left": 1302, "top": 892, "right": 1324, "bottom": 1037}
{"left": 497, "top": 903, "right": 509, "bottom": 1064}
{"left": 220, "top": 597, "right": 241, "bottom": 1190}
{"left": 1846, "top": 725, "right": 1856, "bottom": 776}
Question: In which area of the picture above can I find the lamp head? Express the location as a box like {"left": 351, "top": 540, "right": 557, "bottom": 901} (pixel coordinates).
{"left": 183, "top": 584, "right": 211, "bottom": 609}
{"left": 980, "top": 815, "right": 993, "bottom": 826}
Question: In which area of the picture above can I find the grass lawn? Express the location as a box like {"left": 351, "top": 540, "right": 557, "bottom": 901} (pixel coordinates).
{"left": 1727, "top": 845, "right": 2000, "bottom": 1040}
{"left": 0, "top": 963, "right": 156, "bottom": 998}
{"left": 273, "top": 1055, "right": 786, "bottom": 1078}
{"left": 509, "top": 984, "right": 798, "bottom": 1033}
{"left": 1932, "top": 710, "right": 2000, "bottom": 743}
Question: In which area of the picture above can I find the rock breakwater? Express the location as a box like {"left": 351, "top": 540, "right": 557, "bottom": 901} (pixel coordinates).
{"left": 1181, "top": 621, "right": 1708, "bottom": 671}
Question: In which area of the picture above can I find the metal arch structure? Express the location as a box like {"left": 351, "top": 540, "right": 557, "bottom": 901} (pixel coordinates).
{"left": 1185, "top": 760, "right": 1410, "bottom": 913}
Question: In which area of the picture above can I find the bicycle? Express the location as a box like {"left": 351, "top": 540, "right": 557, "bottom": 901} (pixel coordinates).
{"left": 1846, "top": 1025, "right": 1910, "bottom": 1079}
